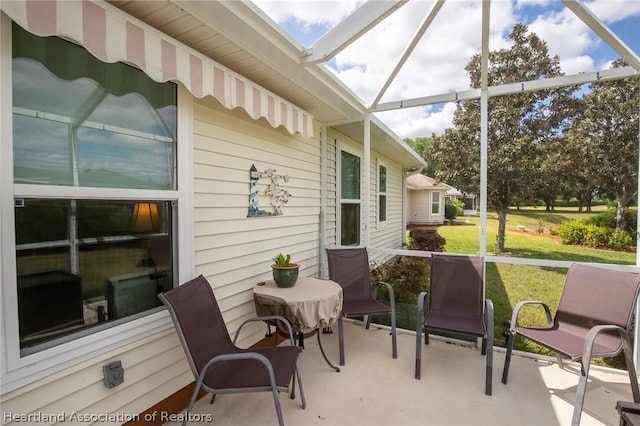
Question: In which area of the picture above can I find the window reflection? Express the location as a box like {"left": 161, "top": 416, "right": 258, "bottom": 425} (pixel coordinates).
{"left": 15, "top": 199, "right": 173, "bottom": 349}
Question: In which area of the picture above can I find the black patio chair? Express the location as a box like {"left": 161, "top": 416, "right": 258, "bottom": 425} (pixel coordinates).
{"left": 502, "top": 263, "right": 640, "bottom": 426}
{"left": 158, "top": 275, "right": 306, "bottom": 426}
{"left": 326, "top": 247, "right": 397, "bottom": 365}
{"left": 415, "top": 254, "right": 494, "bottom": 396}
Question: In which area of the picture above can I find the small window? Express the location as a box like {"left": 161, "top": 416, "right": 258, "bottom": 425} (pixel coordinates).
{"left": 431, "top": 192, "right": 441, "bottom": 215}
{"left": 378, "top": 164, "right": 387, "bottom": 223}
{"left": 340, "top": 149, "right": 361, "bottom": 245}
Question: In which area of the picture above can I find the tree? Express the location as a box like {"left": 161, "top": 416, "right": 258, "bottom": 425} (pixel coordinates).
{"left": 405, "top": 136, "right": 437, "bottom": 177}
{"left": 566, "top": 59, "right": 639, "bottom": 229}
{"left": 431, "top": 24, "right": 578, "bottom": 252}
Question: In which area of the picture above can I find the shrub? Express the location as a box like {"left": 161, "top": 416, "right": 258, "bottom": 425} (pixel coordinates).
{"left": 371, "top": 256, "right": 429, "bottom": 329}
{"left": 558, "top": 220, "right": 634, "bottom": 250}
{"left": 408, "top": 227, "right": 446, "bottom": 252}
{"left": 584, "top": 208, "right": 637, "bottom": 236}
{"left": 444, "top": 203, "right": 458, "bottom": 221}
{"left": 608, "top": 229, "right": 634, "bottom": 250}
{"left": 557, "top": 221, "right": 587, "bottom": 245}
{"left": 371, "top": 256, "right": 429, "bottom": 304}
{"left": 444, "top": 199, "right": 464, "bottom": 221}
{"left": 583, "top": 224, "right": 609, "bottom": 248}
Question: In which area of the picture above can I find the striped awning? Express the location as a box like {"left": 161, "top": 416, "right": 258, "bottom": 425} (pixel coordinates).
{"left": 1, "top": 0, "right": 314, "bottom": 138}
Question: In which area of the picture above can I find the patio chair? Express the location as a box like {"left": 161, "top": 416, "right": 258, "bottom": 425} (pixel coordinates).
{"left": 158, "top": 275, "right": 306, "bottom": 426}
{"left": 501, "top": 263, "right": 640, "bottom": 426}
{"left": 415, "top": 254, "right": 494, "bottom": 396}
{"left": 617, "top": 401, "right": 640, "bottom": 426}
{"left": 326, "top": 247, "right": 397, "bottom": 365}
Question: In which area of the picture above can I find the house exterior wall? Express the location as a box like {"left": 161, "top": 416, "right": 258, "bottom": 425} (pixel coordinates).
{"left": 0, "top": 92, "right": 324, "bottom": 425}
{"left": 406, "top": 190, "right": 445, "bottom": 225}
{"left": 191, "top": 97, "right": 323, "bottom": 345}
{"left": 370, "top": 155, "right": 405, "bottom": 251}
{"left": 0, "top": 7, "right": 415, "bottom": 422}
{"left": 324, "top": 129, "right": 406, "bottom": 267}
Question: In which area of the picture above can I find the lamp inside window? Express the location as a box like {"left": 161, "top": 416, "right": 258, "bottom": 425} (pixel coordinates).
{"left": 131, "top": 202, "right": 161, "bottom": 233}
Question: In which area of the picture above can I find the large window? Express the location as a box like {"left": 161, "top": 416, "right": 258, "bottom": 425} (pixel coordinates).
{"left": 11, "top": 25, "right": 177, "bottom": 355}
{"left": 340, "top": 149, "right": 361, "bottom": 245}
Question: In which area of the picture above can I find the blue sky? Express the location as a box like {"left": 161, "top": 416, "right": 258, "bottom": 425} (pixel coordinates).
{"left": 253, "top": 0, "right": 639, "bottom": 139}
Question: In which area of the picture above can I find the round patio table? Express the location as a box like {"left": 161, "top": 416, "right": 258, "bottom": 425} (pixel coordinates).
{"left": 253, "top": 276, "right": 343, "bottom": 372}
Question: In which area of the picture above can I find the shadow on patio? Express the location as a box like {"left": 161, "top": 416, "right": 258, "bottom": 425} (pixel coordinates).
{"left": 164, "top": 321, "right": 635, "bottom": 426}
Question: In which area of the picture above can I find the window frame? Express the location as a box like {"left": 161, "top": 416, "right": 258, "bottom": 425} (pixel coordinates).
{"left": 0, "top": 17, "right": 194, "bottom": 393}
{"left": 337, "top": 142, "right": 363, "bottom": 246}
{"left": 377, "top": 160, "right": 387, "bottom": 225}
{"left": 431, "top": 191, "right": 441, "bottom": 215}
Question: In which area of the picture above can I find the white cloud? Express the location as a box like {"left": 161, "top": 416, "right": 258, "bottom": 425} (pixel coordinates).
{"left": 375, "top": 102, "right": 458, "bottom": 138}
{"left": 251, "top": 0, "right": 639, "bottom": 138}
{"left": 252, "top": 0, "right": 362, "bottom": 29}
{"left": 587, "top": 0, "right": 640, "bottom": 23}
{"left": 527, "top": 7, "right": 599, "bottom": 74}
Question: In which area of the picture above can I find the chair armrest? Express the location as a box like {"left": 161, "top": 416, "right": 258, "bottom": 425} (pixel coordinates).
{"left": 373, "top": 281, "right": 396, "bottom": 307}
{"left": 197, "top": 352, "right": 278, "bottom": 389}
{"left": 509, "top": 300, "right": 553, "bottom": 330}
{"left": 581, "top": 324, "right": 628, "bottom": 368}
{"left": 617, "top": 401, "right": 640, "bottom": 415}
{"left": 234, "top": 315, "right": 296, "bottom": 346}
{"left": 485, "top": 299, "right": 494, "bottom": 333}
{"left": 416, "top": 291, "right": 428, "bottom": 328}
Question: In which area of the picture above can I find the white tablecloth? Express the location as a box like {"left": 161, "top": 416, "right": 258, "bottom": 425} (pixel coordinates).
{"left": 253, "top": 277, "right": 343, "bottom": 334}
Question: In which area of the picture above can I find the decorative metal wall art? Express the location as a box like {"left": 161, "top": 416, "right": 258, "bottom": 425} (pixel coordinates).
{"left": 248, "top": 164, "right": 291, "bottom": 217}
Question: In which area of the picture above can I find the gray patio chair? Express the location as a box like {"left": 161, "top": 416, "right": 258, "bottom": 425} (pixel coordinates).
{"left": 158, "top": 275, "right": 306, "bottom": 426}
{"left": 617, "top": 401, "right": 640, "bottom": 426}
{"left": 415, "top": 254, "right": 494, "bottom": 396}
{"left": 326, "top": 247, "right": 397, "bottom": 365}
{"left": 501, "top": 263, "right": 640, "bottom": 426}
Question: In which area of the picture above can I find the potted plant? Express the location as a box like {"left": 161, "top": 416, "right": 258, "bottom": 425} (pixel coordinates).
{"left": 271, "top": 253, "right": 299, "bottom": 288}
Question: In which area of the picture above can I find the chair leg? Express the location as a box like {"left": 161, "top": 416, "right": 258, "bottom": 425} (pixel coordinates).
{"left": 184, "top": 374, "right": 206, "bottom": 426}
{"left": 416, "top": 294, "right": 425, "bottom": 379}
{"left": 485, "top": 299, "right": 494, "bottom": 396}
{"left": 415, "top": 329, "right": 422, "bottom": 380}
{"left": 338, "top": 316, "right": 345, "bottom": 366}
{"left": 294, "top": 364, "right": 307, "bottom": 409}
{"left": 556, "top": 353, "right": 565, "bottom": 370}
{"left": 501, "top": 330, "right": 514, "bottom": 384}
{"left": 621, "top": 334, "right": 640, "bottom": 403}
{"left": 485, "top": 338, "right": 493, "bottom": 396}
{"left": 390, "top": 301, "right": 398, "bottom": 359}
{"left": 271, "top": 383, "right": 285, "bottom": 426}
{"left": 572, "top": 360, "right": 590, "bottom": 426}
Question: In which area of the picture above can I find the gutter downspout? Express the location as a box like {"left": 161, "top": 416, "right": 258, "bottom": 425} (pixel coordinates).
{"left": 363, "top": 115, "right": 371, "bottom": 248}
{"left": 320, "top": 124, "right": 328, "bottom": 279}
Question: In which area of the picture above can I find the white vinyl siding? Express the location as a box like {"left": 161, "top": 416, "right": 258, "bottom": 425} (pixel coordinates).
{"left": 370, "top": 157, "right": 404, "bottom": 250}
{"left": 324, "top": 129, "right": 406, "bottom": 254}
{"left": 192, "top": 98, "right": 322, "bottom": 346}
{"left": 406, "top": 190, "right": 446, "bottom": 225}
{"left": 0, "top": 93, "right": 323, "bottom": 425}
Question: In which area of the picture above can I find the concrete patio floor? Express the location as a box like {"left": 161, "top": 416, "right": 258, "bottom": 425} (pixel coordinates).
{"left": 165, "top": 321, "right": 637, "bottom": 426}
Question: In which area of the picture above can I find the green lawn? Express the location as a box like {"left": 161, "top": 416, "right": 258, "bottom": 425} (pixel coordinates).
{"left": 405, "top": 207, "right": 635, "bottom": 369}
